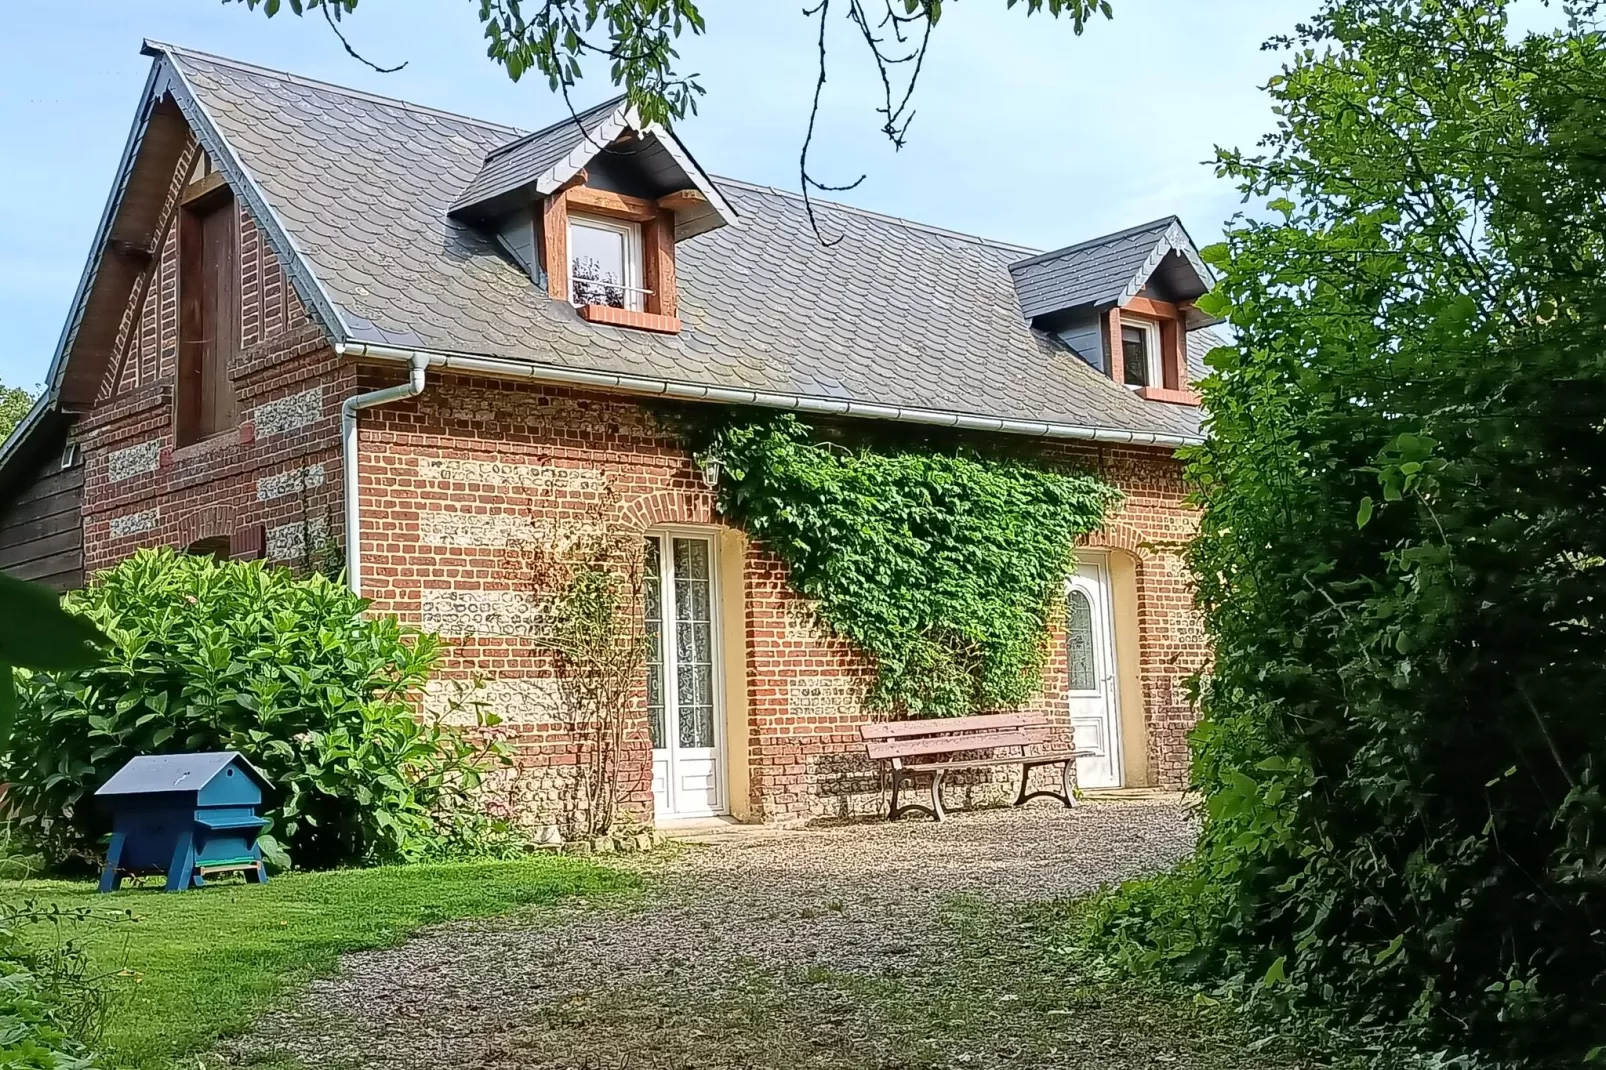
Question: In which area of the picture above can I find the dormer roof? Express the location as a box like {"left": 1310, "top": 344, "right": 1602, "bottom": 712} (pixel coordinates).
{"left": 448, "top": 96, "right": 735, "bottom": 242}
{"left": 1009, "top": 216, "right": 1217, "bottom": 328}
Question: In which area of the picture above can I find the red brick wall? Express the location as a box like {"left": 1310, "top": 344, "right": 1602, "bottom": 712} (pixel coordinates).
{"left": 70, "top": 130, "right": 1206, "bottom": 829}
{"left": 77, "top": 138, "right": 351, "bottom": 580}
{"left": 353, "top": 370, "right": 1206, "bottom": 830}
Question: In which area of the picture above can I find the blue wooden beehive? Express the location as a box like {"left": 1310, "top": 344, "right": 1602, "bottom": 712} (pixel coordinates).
{"left": 95, "top": 752, "right": 271, "bottom": 893}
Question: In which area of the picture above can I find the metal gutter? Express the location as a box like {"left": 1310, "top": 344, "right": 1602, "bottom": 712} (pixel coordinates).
{"left": 340, "top": 352, "right": 429, "bottom": 596}
{"left": 334, "top": 341, "right": 1204, "bottom": 448}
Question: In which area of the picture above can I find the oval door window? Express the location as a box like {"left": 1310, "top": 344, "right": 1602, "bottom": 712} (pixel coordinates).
{"left": 1067, "top": 588, "right": 1097, "bottom": 691}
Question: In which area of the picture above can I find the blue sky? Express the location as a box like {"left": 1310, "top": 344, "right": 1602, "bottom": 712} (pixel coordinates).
{"left": 0, "top": 0, "right": 1313, "bottom": 388}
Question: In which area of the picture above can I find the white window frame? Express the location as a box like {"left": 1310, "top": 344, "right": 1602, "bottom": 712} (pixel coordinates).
{"left": 1119, "top": 316, "right": 1163, "bottom": 390}
{"left": 567, "top": 211, "right": 644, "bottom": 312}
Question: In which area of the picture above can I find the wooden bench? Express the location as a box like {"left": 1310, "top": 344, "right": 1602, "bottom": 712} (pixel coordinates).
{"left": 860, "top": 712, "right": 1095, "bottom": 822}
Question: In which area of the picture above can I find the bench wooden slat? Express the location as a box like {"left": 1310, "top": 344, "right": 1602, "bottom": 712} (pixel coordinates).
{"left": 860, "top": 711, "right": 1049, "bottom": 741}
{"left": 902, "top": 750, "right": 1084, "bottom": 774}
{"left": 864, "top": 728, "right": 1049, "bottom": 761}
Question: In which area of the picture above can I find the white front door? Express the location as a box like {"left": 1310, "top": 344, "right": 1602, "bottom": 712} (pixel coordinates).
{"left": 645, "top": 533, "right": 726, "bottom": 817}
{"left": 1067, "top": 552, "right": 1123, "bottom": 789}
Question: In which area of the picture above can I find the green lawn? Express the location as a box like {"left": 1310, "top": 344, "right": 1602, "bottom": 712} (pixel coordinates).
{"left": 4, "top": 857, "right": 631, "bottom": 1070}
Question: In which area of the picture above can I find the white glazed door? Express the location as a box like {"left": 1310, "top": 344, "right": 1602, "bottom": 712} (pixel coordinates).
{"left": 645, "top": 534, "right": 725, "bottom": 817}
{"left": 1066, "top": 553, "right": 1123, "bottom": 789}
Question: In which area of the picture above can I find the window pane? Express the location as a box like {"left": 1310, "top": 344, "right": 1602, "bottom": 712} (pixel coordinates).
{"left": 671, "top": 538, "right": 716, "bottom": 749}
{"left": 644, "top": 537, "right": 665, "bottom": 750}
{"left": 1067, "top": 589, "right": 1097, "bottom": 691}
{"left": 570, "top": 220, "right": 629, "bottom": 308}
{"left": 1121, "top": 325, "right": 1150, "bottom": 386}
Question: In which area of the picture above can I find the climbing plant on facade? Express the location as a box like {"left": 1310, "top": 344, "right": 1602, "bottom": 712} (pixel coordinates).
{"left": 705, "top": 414, "right": 1120, "bottom": 717}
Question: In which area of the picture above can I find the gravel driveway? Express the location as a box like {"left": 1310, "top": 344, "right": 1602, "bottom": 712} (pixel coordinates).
{"left": 226, "top": 799, "right": 1257, "bottom": 1070}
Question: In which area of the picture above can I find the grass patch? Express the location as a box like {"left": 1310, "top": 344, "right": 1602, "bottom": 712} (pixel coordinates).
{"left": 3, "top": 857, "right": 632, "bottom": 1070}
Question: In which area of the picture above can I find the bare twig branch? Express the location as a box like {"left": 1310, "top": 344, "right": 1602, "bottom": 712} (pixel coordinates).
{"left": 321, "top": 1, "right": 407, "bottom": 73}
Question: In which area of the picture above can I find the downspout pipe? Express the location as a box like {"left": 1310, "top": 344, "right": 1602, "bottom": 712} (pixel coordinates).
{"left": 338, "top": 349, "right": 429, "bottom": 596}
{"left": 336, "top": 341, "right": 1205, "bottom": 450}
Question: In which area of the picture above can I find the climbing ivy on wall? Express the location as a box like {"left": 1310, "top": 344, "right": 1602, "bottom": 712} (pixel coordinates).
{"left": 705, "top": 414, "right": 1120, "bottom": 717}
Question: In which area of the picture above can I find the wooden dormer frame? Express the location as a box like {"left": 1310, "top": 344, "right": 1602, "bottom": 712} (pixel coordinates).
{"left": 537, "top": 176, "right": 684, "bottom": 334}
{"left": 1104, "top": 295, "right": 1201, "bottom": 406}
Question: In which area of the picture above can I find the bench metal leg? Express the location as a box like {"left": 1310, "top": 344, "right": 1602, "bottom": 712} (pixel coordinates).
{"left": 1015, "top": 759, "right": 1079, "bottom": 809}
{"left": 887, "top": 767, "right": 943, "bottom": 822}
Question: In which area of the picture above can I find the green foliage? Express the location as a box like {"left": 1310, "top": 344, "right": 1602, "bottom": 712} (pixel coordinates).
{"left": 1093, "top": 2, "right": 1606, "bottom": 1065}
{"left": 706, "top": 414, "right": 1120, "bottom": 716}
{"left": 0, "top": 381, "right": 108, "bottom": 742}
{"left": 3, "top": 548, "right": 507, "bottom": 871}
{"left": 226, "top": 0, "right": 1113, "bottom": 135}
{"left": 3, "top": 859, "right": 628, "bottom": 1070}
{"left": 0, "top": 574, "right": 107, "bottom": 746}
{"left": 0, "top": 383, "right": 32, "bottom": 443}
{"left": 0, "top": 901, "right": 112, "bottom": 1070}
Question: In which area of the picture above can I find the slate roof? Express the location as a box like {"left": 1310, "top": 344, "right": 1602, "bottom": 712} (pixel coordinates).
{"left": 152, "top": 44, "right": 1206, "bottom": 445}
{"left": 450, "top": 96, "right": 625, "bottom": 214}
{"left": 1010, "top": 216, "right": 1213, "bottom": 322}
{"left": 96, "top": 751, "right": 267, "bottom": 795}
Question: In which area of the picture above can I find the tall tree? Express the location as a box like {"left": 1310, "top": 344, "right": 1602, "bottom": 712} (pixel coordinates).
{"left": 1153, "top": 0, "right": 1606, "bottom": 1063}
{"left": 0, "top": 382, "right": 32, "bottom": 442}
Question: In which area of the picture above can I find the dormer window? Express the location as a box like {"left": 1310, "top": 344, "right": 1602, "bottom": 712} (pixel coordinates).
{"left": 569, "top": 212, "right": 643, "bottom": 311}
{"left": 1120, "top": 319, "right": 1161, "bottom": 389}
{"left": 1124, "top": 318, "right": 1162, "bottom": 390}
{"left": 448, "top": 98, "right": 736, "bottom": 337}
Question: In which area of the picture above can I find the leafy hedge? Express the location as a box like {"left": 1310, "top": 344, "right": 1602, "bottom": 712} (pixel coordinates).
{"left": 4, "top": 549, "right": 504, "bottom": 870}
{"left": 707, "top": 415, "right": 1120, "bottom": 716}
{"left": 1083, "top": 2, "right": 1606, "bottom": 1066}
{"left": 0, "top": 903, "right": 107, "bottom": 1070}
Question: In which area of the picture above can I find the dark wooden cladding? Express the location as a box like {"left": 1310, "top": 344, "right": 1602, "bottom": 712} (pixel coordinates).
{"left": 176, "top": 187, "right": 240, "bottom": 445}
{"left": 0, "top": 422, "right": 83, "bottom": 591}
{"left": 59, "top": 96, "right": 193, "bottom": 411}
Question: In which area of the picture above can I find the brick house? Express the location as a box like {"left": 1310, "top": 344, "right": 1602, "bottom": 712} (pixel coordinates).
{"left": 1, "top": 42, "right": 1220, "bottom": 827}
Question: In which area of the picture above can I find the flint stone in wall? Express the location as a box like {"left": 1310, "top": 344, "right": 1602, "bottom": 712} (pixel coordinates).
{"left": 421, "top": 589, "right": 546, "bottom": 637}
{"left": 109, "top": 510, "right": 159, "bottom": 537}
{"left": 415, "top": 457, "right": 605, "bottom": 493}
{"left": 257, "top": 463, "right": 326, "bottom": 501}
{"left": 787, "top": 676, "right": 867, "bottom": 721}
{"left": 107, "top": 440, "right": 163, "bottom": 483}
{"left": 417, "top": 510, "right": 606, "bottom": 550}
{"left": 806, "top": 751, "right": 1022, "bottom": 820}
{"left": 421, "top": 676, "right": 564, "bottom": 727}
{"left": 783, "top": 598, "right": 836, "bottom": 645}
{"left": 267, "top": 517, "right": 328, "bottom": 560}
{"left": 252, "top": 386, "right": 323, "bottom": 436}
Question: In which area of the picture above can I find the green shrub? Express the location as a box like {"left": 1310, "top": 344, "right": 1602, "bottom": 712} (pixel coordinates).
{"left": 705, "top": 414, "right": 1121, "bottom": 716}
{"left": 3, "top": 548, "right": 506, "bottom": 870}
{"left": 0, "top": 902, "right": 109, "bottom": 1070}
{"left": 1092, "top": 2, "right": 1606, "bottom": 1065}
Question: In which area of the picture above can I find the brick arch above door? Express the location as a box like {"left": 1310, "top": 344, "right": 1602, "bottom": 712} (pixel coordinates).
{"left": 617, "top": 487, "right": 718, "bottom": 533}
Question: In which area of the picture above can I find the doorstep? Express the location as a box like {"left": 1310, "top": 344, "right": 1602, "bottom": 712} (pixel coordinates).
{"left": 1080, "top": 787, "right": 1191, "bottom": 805}
{"left": 657, "top": 815, "right": 797, "bottom": 846}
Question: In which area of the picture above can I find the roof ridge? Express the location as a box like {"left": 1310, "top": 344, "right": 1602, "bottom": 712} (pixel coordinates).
{"left": 1008, "top": 215, "right": 1181, "bottom": 270}
{"left": 145, "top": 44, "right": 1194, "bottom": 290}
{"left": 484, "top": 94, "right": 628, "bottom": 161}
{"left": 709, "top": 175, "right": 1042, "bottom": 256}
{"left": 144, "top": 39, "right": 532, "bottom": 138}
